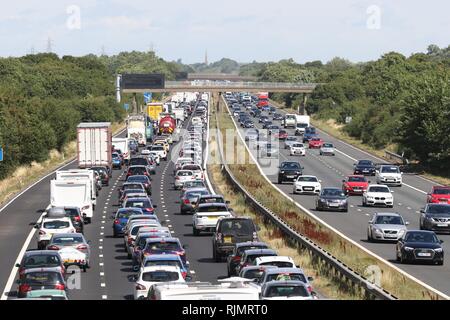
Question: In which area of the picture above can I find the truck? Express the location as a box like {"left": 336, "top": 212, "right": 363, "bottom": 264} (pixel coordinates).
{"left": 172, "top": 107, "right": 185, "bottom": 123}
{"left": 127, "top": 115, "right": 147, "bottom": 146}
{"left": 146, "top": 103, "right": 164, "bottom": 121}
{"left": 50, "top": 179, "right": 93, "bottom": 223}
{"left": 158, "top": 115, "right": 176, "bottom": 134}
{"left": 284, "top": 114, "right": 297, "bottom": 129}
{"left": 112, "top": 137, "right": 130, "bottom": 165}
{"left": 55, "top": 169, "right": 97, "bottom": 210}
{"left": 201, "top": 93, "right": 209, "bottom": 102}
{"left": 77, "top": 122, "right": 112, "bottom": 170}
{"left": 294, "top": 115, "right": 310, "bottom": 135}
{"left": 257, "top": 92, "right": 269, "bottom": 108}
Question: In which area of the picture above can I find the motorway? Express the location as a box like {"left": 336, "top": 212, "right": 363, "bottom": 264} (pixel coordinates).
{"left": 227, "top": 99, "right": 450, "bottom": 296}
{"left": 0, "top": 112, "right": 228, "bottom": 300}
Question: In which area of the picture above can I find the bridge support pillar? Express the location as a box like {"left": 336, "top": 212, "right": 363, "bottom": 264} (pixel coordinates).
{"left": 297, "top": 93, "right": 309, "bottom": 115}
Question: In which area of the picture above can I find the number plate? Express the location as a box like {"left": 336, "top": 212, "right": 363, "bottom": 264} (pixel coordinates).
{"left": 417, "top": 252, "right": 431, "bottom": 257}
{"left": 329, "top": 203, "right": 339, "bottom": 207}
{"left": 437, "top": 223, "right": 448, "bottom": 227}
{"left": 224, "top": 236, "right": 232, "bottom": 243}
{"left": 286, "top": 175, "right": 295, "bottom": 179}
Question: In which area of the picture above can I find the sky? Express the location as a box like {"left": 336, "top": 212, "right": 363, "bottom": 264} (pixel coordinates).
{"left": 0, "top": 0, "right": 448, "bottom": 64}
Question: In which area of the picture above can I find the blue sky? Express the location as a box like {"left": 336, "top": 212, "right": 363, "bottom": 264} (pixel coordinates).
{"left": 0, "top": 0, "right": 448, "bottom": 63}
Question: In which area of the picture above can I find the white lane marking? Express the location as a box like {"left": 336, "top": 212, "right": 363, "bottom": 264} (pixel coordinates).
{"left": 99, "top": 263, "right": 104, "bottom": 266}
{"left": 99, "top": 254, "right": 103, "bottom": 258}
{"left": 100, "top": 232, "right": 104, "bottom": 236}
{"left": 365, "top": 213, "right": 370, "bottom": 216}
{"left": 350, "top": 205, "right": 354, "bottom": 208}
{"left": 99, "top": 239, "right": 103, "bottom": 242}
{"left": 100, "top": 283, "right": 106, "bottom": 287}
{"left": 104, "top": 206, "right": 108, "bottom": 209}
{"left": 102, "top": 295, "right": 108, "bottom": 299}
{"left": 164, "top": 214, "right": 169, "bottom": 217}
{"left": 101, "top": 226, "right": 104, "bottom": 229}
{"left": 101, "top": 221, "right": 105, "bottom": 224}
{"left": 99, "top": 246, "right": 103, "bottom": 250}
{"left": 102, "top": 216, "right": 106, "bottom": 219}
{"left": 100, "top": 272, "right": 105, "bottom": 276}
{"left": 190, "top": 270, "right": 196, "bottom": 274}
{"left": 398, "top": 203, "right": 402, "bottom": 206}
{"left": 357, "top": 209, "right": 362, "bottom": 212}
{"left": 407, "top": 207, "right": 412, "bottom": 210}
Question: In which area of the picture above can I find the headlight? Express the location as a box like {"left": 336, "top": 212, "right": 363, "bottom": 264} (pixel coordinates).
{"left": 398, "top": 229, "right": 406, "bottom": 236}
{"left": 281, "top": 171, "right": 285, "bottom": 174}
{"left": 404, "top": 246, "right": 414, "bottom": 251}
{"left": 373, "top": 227, "right": 383, "bottom": 233}
{"left": 434, "top": 248, "right": 443, "bottom": 253}
{"left": 367, "top": 196, "right": 374, "bottom": 200}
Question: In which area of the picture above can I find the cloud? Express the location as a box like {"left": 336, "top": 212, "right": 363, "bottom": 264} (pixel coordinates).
{"left": 94, "top": 16, "right": 152, "bottom": 30}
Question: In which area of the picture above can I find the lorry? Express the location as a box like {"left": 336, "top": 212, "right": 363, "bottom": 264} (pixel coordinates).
{"left": 284, "top": 114, "right": 297, "bottom": 129}
{"left": 55, "top": 169, "right": 97, "bottom": 210}
{"left": 127, "top": 115, "right": 147, "bottom": 146}
{"left": 50, "top": 179, "right": 93, "bottom": 223}
{"left": 257, "top": 92, "right": 269, "bottom": 108}
{"left": 294, "top": 115, "right": 310, "bottom": 135}
{"left": 172, "top": 107, "right": 185, "bottom": 123}
{"left": 112, "top": 137, "right": 130, "bottom": 165}
{"left": 146, "top": 103, "right": 164, "bottom": 121}
{"left": 77, "top": 122, "right": 112, "bottom": 170}
{"left": 158, "top": 115, "right": 176, "bottom": 134}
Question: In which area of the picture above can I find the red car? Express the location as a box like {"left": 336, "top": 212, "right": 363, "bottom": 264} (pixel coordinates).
{"left": 342, "top": 175, "right": 369, "bottom": 195}
{"left": 275, "top": 130, "right": 288, "bottom": 140}
{"left": 308, "top": 137, "right": 323, "bottom": 148}
{"left": 427, "top": 186, "right": 450, "bottom": 204}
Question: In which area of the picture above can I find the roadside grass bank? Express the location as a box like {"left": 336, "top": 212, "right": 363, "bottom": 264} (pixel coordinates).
{"left": 0, "top": 122, "right": 126, "bottom": 208}
{"left": 215, "top": 95, "right": 443, "bottom": 300}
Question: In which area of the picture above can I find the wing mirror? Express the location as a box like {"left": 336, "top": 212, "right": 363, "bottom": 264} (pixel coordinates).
{"left": 420, "top": 209, "right": 425, "bottom": 213}
{"left": 153, "top": 204, "right": 158, "bottom": 208}
{"left": 182, "top": 244, "right": 189, "bottom": 249}
{"left": 405, "top": 221, "right": 410, "bottom": 225}
{"left": 440, "top": 240, "right": 444, "bottom": 244}
{"left": 307, "top": 276, "right": 314, "bottom": 282}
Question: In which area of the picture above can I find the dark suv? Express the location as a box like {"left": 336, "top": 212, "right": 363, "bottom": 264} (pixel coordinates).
{"left": 212, "top": 217, "right": 259, "bottom": 262}
{"left": 278, "top": 161, "right": 304, "bottom": 184}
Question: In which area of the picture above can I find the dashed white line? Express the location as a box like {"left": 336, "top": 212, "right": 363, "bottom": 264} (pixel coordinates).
{"left": 99, "top": 239, "right": 103, "bottom": 242}
{"left": 101, "top": 226, "right": 104, "bottom": 229}
{"left": 99, "top": 254, "right": 103, "bottom": 258}
{"left": 357, "top": 209, "right": 362, "bottom": 212}
{"left": 99, "top": 246, "right": 103, "bottom": 250}
{"left": 100, "top": 272, "right": 105, "bottom": 276}
{"left": 99, "top": 262, "right": 104, "bottom": 266}
{"left": 100, "top": 283, "right": 106, "bottom": 287}
{"left": 102, "top": 295, "right": 108, "bottom": 299}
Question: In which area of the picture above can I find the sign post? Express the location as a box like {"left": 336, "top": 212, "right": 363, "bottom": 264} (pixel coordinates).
{"left": 124, "top": 103, "right": 129, "bottom": 112}
{"left": 143, "top": 92, "right": 152, "bottom": 104}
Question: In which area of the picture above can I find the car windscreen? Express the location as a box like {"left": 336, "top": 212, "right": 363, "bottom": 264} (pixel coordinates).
{"left": 281, "top": 163, "right": 300, "bottom": 170}
{"left": 52, "top": 236, "right": 84, "bottom": 245}
{"left": 43, "top": 221, "right": 70, "bottom": 229}
{"left": 368, "top": 186, "right": 390, "bottom": 193}
{"left": 126, "top": 200, "right": 151, "bottom": 209}
{"left": 261, "top": 262, "right": 294, "bottom": 268}
{"left": 123, "top": 184, "right": 144, "bottom": 191}
{"left": 184, "top": 181, "right": 205, "bottom": 188}
{"left": 242, "top": 269, "right": 265, "bottom": 280}
{"left": 24, "top": 255, "right": 60, "bottom": 268}
{"left": 375, "top": 216, "right": 403, "bottom": 225}
{"left": 63, "top": 208, "right": 80, "bottom": 217}
{"left": 381, "top": 166, "right": 400, "bottom": 173}
{"left": 144, "top": 260, "right": 182, "bottom": 269}
{"left": 178, "top": 171, "right": 193, "bottom": 176}
{"left": 199, "top": 197, "right": 225, "bottom": 204}
{"left": 405, "top": 232, "right": 439, "bottom": 243}
{"left": 24, "top": 272, "right": 63, "bottom": 284}
{"left": 186, "top": 190, "right": 209, "bottom": 199}
{"left": 237, "top": 245, "right": 267, "bottom": 256}
{"left": 433, "top": 189, "right": 450, "bottom": 195}
{"left": 292, "top": 144, "right": 304, "bottom": 148}
{"left": 322, "top": 189, "right": 345, "bottom": 197}
{"left": 265, "top": 285, "right": 309, "bottom": 298}
{"left": 266, "top": 273, "right": 306, "bottom": 282}
{"left": 197, "top": 205, "right": 228, "bottom": 213}
{"left": 220, "top": 220, "right": 255, "bottom": 235}
{"left": 297, "top": 176, "right": 317, "bottom": 182}
{"left": 146, "top": 241, "right": 181, "bottom": 251}
{"left": 426, "top": 205, "right": 450, "bottom": 214}
{"left": 142, "top": 271, "right": 180, "bottom": 282}
{"left": 348, "top": 176, "right": 366, "bottom": 182}
{"left": 117, "top": 209, "right": 142, "bottom": 219}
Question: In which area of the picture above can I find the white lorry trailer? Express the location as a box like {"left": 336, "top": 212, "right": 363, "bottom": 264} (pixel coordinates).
{"left": 112, "top": 137, "right": 130, "bottom": 165}
{"left": 77, "top": 122, "right": 112, "bottom": 169}
{"left": 295, "top": 115, "right": 310, "bottom": 135}
{"left": 55, "top": 169, "right": 97, "bottom": 210}
{"left": 127, "top": 116, "right": 146, "bottom": 146}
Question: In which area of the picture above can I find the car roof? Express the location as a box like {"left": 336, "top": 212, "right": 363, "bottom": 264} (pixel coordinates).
{"left": 24, "top": 250, "right": 60, "bottom": 257}
{"left": 374, "top": 212, "right": 401, "bottom": 217}
{"left": 241, "top": 265, "right": 277, "bottom": 272}
{"left": 141, "top": 265, "right": 181, "bottom": 272}
{"left": 197, "top": 202, "right": 227, "bottom": 208}
{"left": 185, "top": 187, "right": 208, "bottom": 193}
{"left": 24, "top": 267, "right": 63, "bottom": 274}
{"left": 256, "top": 256, "right": 293, "bottom": 262}
{"left": 263, "top": 267, "right": 305, "bottom": 275}
{"left": 51, "top": 233, "right": 84, "bottom": 238}
{"left": 244, "top": 249, "right": 277, "bottom": 255}
{"left": 145, "top": 237, "right": 180, "bottom": 243}
{"left": 235, "top": 242, "right": 268, "bottom": 248}
{"left": 143, "top": 254, "right": 181, "bottom": 261}
{"left": 263, "top": 280, "right": 308, "bottom": 287}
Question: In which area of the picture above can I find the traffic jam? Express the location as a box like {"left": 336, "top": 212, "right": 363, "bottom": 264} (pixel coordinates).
{"left": 12, "top": 92, "right": 319, "bottom": 300}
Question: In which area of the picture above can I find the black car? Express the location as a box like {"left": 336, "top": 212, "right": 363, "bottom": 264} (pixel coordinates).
{"left": 212, "top": 217, "right": 259, "bottom": 262}
{"left": 268, "top": 106, "right": 276, "bottom": 114}
{"left": 262, "top": 120, "right": 273, "bottom": 129}
{"left": 126, "top": 175, "right": 152, "bottom": 195}
{"left": 272, "top": 113, "right": 284, "bottom": 121}
{"left": 420, "top": 204, "right": 450, "bottom": 233}
{"left": 235, "top": 249, "right": 278, "bottom": 275}
{"left": 396, "top": 230, "right": 444, "bottom": 265}
{"left": 129, "top": 157, "right": 150, "bottom": 167}
{"left": 242, "top": 120, "right": 254, "bottom": 128}
{"left": 89, "top": 167, "right": 109, "bottom": 186}
{"left": 226, "top": 242, "right": 269, "bottom": 277}
{"left": 354, "top": 160, "right": 376, "bottom": 176}
{"left": 250, "top": 109, "right": 261, "bottom": 117}
{"left": 278, "top": 161, "right": 304, "bottom": 184}
{"left": 315, "top": 188, "right": 348, "bottom": 212}
{"left": 259, "top": 116, "right": 269, "bottom": 123}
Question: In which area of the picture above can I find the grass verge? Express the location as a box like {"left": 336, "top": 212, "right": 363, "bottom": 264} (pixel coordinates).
{"left": 214, "top": 95, "right": 444, "bottom": 300}
{"left": 0, "top": 122, "right": 126, "bottom": 208}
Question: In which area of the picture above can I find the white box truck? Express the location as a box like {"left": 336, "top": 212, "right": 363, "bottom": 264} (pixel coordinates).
{"left": 112, "top": 137, "right": 130, "bottom": 165}
{"left": 127, "top": 116, "right": 147, "bottom": 146}
{"left": 77, "top": 122, "right": 112, "bottom": 169}
{"left": 173, "top": 107, "right": 185, "bottom": 123}
{"left": 284, "top": 114, "right": 297, "bottom": 129}
{"left": 56, "top": 170, "right": 97, "bottom": 209}
{"left": 50, "top": 179, "right": 93, "bottom": 223}
{"left": 295, "top": 115, "right": 310, "bottom": 135}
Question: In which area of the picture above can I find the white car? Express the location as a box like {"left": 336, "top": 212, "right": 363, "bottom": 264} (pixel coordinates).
{"left": 148, "top": 151, "right": 161, "bottom": 165}
{"left": 293, "top": 175, "right": 321, "bottom": 195}
{"left": 36, "top": 217, "right": 76, "bottom": 250}
{"left": 181, "top": 164, "right": 204, "bottom": 181}
{"left": 255, "top": 256, "right": 296, "bottom": 268}
{"left": 141, "top": 149, "right": 151, "bottom": 156}
{"left": 362, "top": 184, "right": 394, "bottom": 208}
{"left": 134, "top": 265, "right": 186, "bottom": 300}
{"left": 376, "top": 165, "right": 402, "bottom": 187}
{"left": 150, "top": 145, "right": 167, "bottom": 161}
{"left": 284, "top": 136, "right": 298, "bottom": 149}
{"left": 290, "top": 143, "right": 306, "bottom": 156}
{"left": 319, "top": 142, "right": 335, "bottom": 156}
{"left": 174, "top": 170, "right": 195, "bottom": 189}
{"left": 192, "top": 203, "right": 232, "bottom": 236}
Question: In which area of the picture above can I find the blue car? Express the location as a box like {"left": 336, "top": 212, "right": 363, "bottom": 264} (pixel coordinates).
{"left": 112, "top": 208, "right": 144, "bottom": 237}
{"left": 140, "top": 254, "right": 190, "bottom": 279}
{"left": 303, "top": 132, "right": 319, "bottom": 143}
{"left": 112, "top": 152, "right": 122, "bottom": 169}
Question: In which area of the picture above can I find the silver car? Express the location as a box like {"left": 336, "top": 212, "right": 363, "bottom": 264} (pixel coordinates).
{"left": 284, "top": 136, "right": 298, "bottom": 149}
{"left": 367, "top": 212, "right": 409, "bottom": 242}
{"left": 319, "top": 142, "right": 335, "bottom": 156}
{"left": 47, "top": 233, "right": 91, "bottom": 272}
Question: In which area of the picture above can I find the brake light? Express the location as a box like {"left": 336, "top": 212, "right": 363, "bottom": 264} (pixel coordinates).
{"left": 18, "top": 267, "right": 25, "bottom": 276}
{"left": 47, "top": 245, "right": 60, "bottom": 250}
{"left": 55, "top": 283, "right": 65, "bottom": 290}
{"left": 20, "top": 284, "right": 31, "bottom": 293}
{"left": 76, "top": 244, "right": 88, "bottom": 250}
{"left": 183, "top": 199, "right": 190, "bottom": 204}
{"left": 182, "top": 271, "right": 187, "bottom": 279}
{"left": 175, "top": 251, "right": 185, "bottom": 256}
{"left": 176, "top": 176, "right": 180, "bottom": 180}
{"left": 307, "top": 286, "right": 313, "bottom": 293}
{"left": 216, "top": 233, "right": 223, "bottom": 242}
{"left": 232, "top": 256, "right": 241, "bottom": 262}
{"left": 127, "top": 236, "right": 133, "bottom": 245}
{"left": 144, "top": 208, "right": 154, "bottom": 213}
{"left": 114, "top": 219, "right": 121, "bottom": 225}
{"left": 136, "top": 284, "right": 146, "bottom": 290}
{"left": 74, "top": 216, "right": 81, "bottom": 222}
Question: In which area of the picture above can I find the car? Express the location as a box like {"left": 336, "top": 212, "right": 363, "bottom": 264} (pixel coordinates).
{"left": 118, "top": 183, "right": 146, "bottom": 201}
{"left": 262, "top": 121, "right": 273, "bottom": 129}
{"left": 180, "top": 180, "right": 207, "bottom": 193}
{"left": 308, "top": 137, "right": 324, "bottom": 149}
{"left": 242, "top": 120, "right": 254, "bottom": 128}
{"left": 267, "top": 125, "right": 279, "bottom": 135}
{"left": 227, "top": 242, "right": 269, "bottom": 277}
{"left": 396, "top": 230, "right": 444, "bottom": 265}
{"left": 257, "top": 267, "right": 313, "bottom": 294}
{"left": 284, "top": 136, "right": 298, "bottom": 149}
{"left": 25, "top": 289, "right": 68, "bottom": 300}
{"left": 192, "top": 203, "right": 233, "bottom": 236}
{"left": 126, "top": 175, "right": 152, "bottom": 195}
{"left": 112, "top": 208, "right": 144, "bottom": 237}
{"left": 212, "top": 217, "right": 259, "bottom": 262}
{"left": 254, "top": 256, "right": 296, "bottom": 268}
{"left": 293, "top": 175, "right": 321, "bottom": 195}
{"left": 278, "top": 161, "right": 304, "bottom": 184}
{"left": 290, "top": 143, "right": 306, "bottom": 156}
{"left": 193, "top": 194, "right": 228, "bottom": 212}
{"left": 319, "top": 142, "right": 335, "bottom": 155}
{"left": 342, "top": 175, "right": 369, "bottom": 195}
{"left": 354, "top": 160, "right": 376, "bottom": 176}
{"left": 174, "top": 170, "right": 195, "bottom": 190}
{"left": 36, "top": 216, "right": 76, "bottom": 250}
{"left": 142, "top": 237, "right": 187, "bottom": 265}
{"left": 129, "top": 156, "right": 152, "bottom": 168}
{"left": 259, "top": 115, "right": 269, "bottom": 123}
{"left": 376, "top": 165, "right": 403, "bottom": 186}
{"left": 47, "top": 233, "right": 91, "bottom": 272}
{"left": 238, "top": 265, "right": 277, "bottom": 281}
{"left": 316, "top": 188, "right": 348, "bottom": 212}
{"left": 181, "top": 164, "right": 204, "bottom": 181}
{"left": 367, "top": 212, "right": 409, "bottom": 242}
{"left": 259, "top": 143, "right": 279, "bottom": 158}
{"left": 119, "top": 189, "right": 147, "bottom": 206}
{"left": 150, "top": 145, "right": 167, "bottom": 161}
{"left": 235, "top": 249, "right": 278, "bottom": 275}
{"left": 180, "top": 188, "right": 210, "bottom": 214}
{"left": 141, "top": 254, "right": 189, "bottom": 278}
{"left": 112, "top": 152, "right": 123, "bottom": 169}
{"left": 16, "top": 250, "right": 64, "bottom": 279}
{"left": 302, "top": 132, "right": 318, "bottom": 143}
{"left": 133, "top": 265, "right": 186, "bottom": 300}
{"left": 427, "top": 186, "right": 450, "bottom": 204}
{"left": 362, "top": 184, "right": 394, "bottom": 208}
{"left": 274, "top": 130, "right": 288, "bottom": 140}
{"left": 123, "top": 197, "right": 156, "bottom": 214}
{"left": 132, "top": 231, "right": 172, "bottom": 269}
{"left": 124, "top": 222, "right": 162, "bottom": 258}
{"left": 126, "top": 165, "right": 151, "bottom": 179}
{"left": 419, "top": 204, "right": 450, "bottom": 233}
{"left": 272, "top": 113, "right": 284, "bottom": 121}
{"left": 17, "top": 267, "right": 67, "bottom": 298}
{"left": 89, "top": 166, "right": 109, "bottom": 186}
{"left": 46, "top": 206, "right": 84, "bottom": 234}
{"left": 260, "top": 281, "right": 316, "bottom": 300}
{"left": 174, "top": 157, "right": 198, "bottom": 173}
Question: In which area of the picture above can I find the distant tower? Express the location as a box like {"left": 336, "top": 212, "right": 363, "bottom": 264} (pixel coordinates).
{"left": 101, "top": 45, "right": 106, "bottom": 56}
{"left": 46, "top": 37, "right": 53, "bottom": 53}
{"left": 204, "top": 49, "right": 208, "bottom": 65}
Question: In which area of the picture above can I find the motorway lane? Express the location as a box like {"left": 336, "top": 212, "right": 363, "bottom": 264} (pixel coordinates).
{"left": 229, "top": 102, "right": 450, "bottom": 295}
